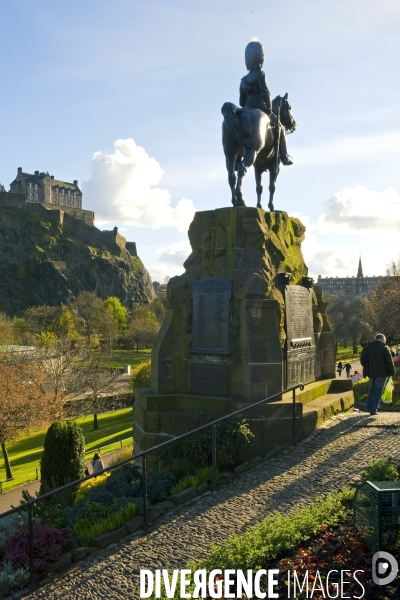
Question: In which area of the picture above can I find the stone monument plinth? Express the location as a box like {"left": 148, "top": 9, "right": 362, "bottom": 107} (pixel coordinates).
{"left": 134, "top": 208, "right": 343, "bottom": 469}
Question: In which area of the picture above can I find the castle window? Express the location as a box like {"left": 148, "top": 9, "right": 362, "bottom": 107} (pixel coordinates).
{"left": 29, "top": 192, "right": 32, "bottom": 198}
{"left": 29, "top": 183, "right": 32, "bottom": 189}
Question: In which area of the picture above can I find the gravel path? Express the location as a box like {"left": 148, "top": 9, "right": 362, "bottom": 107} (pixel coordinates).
{"left": 23, "top": 411, "right": 400, "bottom": 600}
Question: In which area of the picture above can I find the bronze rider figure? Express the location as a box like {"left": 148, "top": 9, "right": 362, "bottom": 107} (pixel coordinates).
{"left": 239, "top": 41, "right": 293, "bottom": 166}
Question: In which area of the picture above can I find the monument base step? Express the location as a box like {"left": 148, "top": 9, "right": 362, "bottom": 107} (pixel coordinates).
{"left": 134, "top": 379, "right": 354, "bottom": 472}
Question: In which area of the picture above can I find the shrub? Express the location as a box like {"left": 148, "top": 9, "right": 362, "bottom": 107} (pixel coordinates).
{"left": 194, "top": 489, "right": 355, "bottom": 571}
{"left": 3, "top": 523, "right": 75, "bottom": 575}
{"left": 130, "top": 360, "right": 151, "bottom": 390}
{"left": 162, "top": 414, "right": 254, "bottom": 470}
{"left": 361, "top": 458, "right": 399, "bottom": 482}
{"left": 65, "top": 463, "right": 144, "bottom": 524}
{"left": 105, "top": 463, "right": 142, "bottom": 497}
{"left": 40, "top": 421, "right": 86, "bottom": 494}
{"left": 20, "top": 488, "right": 72, "bottom": 528}
{"left": 0, "top": 512, "right": 32, "bottom": 556}
{"left": 75, "top": 472, "right": 110, "bottom": 502}
{"left": 72, "top": 502, "right": 137, "bottom": 543}
{"left": 170, "top": 466, "right": 211, "bottom": 496}
{"left": 0, "top": 561, "right": 29, "bottom": 590}
{"left": 147, "top": 471, "right": 176, "bottom": 504}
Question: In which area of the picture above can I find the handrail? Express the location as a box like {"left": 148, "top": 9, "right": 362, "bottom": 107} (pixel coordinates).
{"left": 0, "top": 382, "right": 304, "bottom": 589}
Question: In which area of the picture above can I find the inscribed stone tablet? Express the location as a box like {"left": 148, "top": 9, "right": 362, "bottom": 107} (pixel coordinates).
{"left": 285, "top": 286, "right": 315, "bottom": 386}
{"left": 190, "top": 363, "right": 228, "bottom": 396}
{"left": 191, "top": 277, "right": 232, "bottom": 354}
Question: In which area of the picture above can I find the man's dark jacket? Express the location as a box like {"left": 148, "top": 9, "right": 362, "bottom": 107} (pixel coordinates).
{"left": 360, "top": 341, "right": 395, "bottom": 378}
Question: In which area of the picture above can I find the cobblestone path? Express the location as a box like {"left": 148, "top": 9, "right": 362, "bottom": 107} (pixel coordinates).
{"left": 25, "top": 412, "right": 400, "bottom": 600}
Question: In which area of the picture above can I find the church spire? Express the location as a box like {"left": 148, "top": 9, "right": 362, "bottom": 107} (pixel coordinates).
{"left": 357, "top": 256, "right": 364, "bottom": 279}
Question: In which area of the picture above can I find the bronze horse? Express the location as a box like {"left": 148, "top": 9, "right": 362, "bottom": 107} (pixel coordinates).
{"left": 222, "top": 94, "right": 296, "bottom": 210}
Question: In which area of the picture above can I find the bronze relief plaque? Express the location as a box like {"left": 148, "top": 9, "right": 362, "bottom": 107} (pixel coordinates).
{"left": 191, "top": 277, "right": 232, "bottom": 354}
{"left": 285, "top": 285, "right": 315, "bottom": 387}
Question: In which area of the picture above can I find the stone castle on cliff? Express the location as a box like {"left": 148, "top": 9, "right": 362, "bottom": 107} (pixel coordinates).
{"left": 0, "top": 167, "right": 137, "bottom": 256}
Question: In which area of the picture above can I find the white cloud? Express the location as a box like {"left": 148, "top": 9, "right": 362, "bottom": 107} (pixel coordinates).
{"left": 316, "top": 186, "right": 400, "bottom": 234}
{"left": 301, "top": 233, "right": 356, "bottom": 278}
{"left": 156, "top": 241, "right": 192, "bottom": 266}
{"left": 83, "top": 138, "right": 196, "bottom": 232}
{"left": 149, "top": 240, "right": 192, "bottom": 282}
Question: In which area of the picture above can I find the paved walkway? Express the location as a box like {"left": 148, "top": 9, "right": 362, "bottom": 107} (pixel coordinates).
{"left": 21, "top": 410, "right": 400, "bottom": 600}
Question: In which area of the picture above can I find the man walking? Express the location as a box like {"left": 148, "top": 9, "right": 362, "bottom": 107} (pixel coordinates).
{"left": 360, "top": 333, "right": 394, "bottom": 415}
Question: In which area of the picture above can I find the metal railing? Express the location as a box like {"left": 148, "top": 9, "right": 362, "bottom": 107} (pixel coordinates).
{"left": 0, "top": 382, "right": 304, "bottom": 590}
{"left": 0, "top": 437, "right": 133, "bottom": 494}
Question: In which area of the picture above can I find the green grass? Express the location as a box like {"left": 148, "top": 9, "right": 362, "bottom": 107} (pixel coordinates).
{"left": 99, "top": 349, "right": 151, "bottom": 369}
{"left": 73, "top": 502, "right": 137, "bottom": 544}
{"left": 170, "top": 466, "right": 212, "bottom": 496}
{"left": 0, "top": 408, "right": 133, "bottom": 493}
{"left": 336, "top": 343, "right": 359, "bottom": 361}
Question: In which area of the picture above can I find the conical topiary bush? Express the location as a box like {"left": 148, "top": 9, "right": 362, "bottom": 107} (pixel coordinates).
{"left": 40, "top": 420, "right": 86, "bottom": 494}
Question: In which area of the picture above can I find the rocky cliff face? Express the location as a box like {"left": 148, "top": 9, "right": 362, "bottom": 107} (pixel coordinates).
{"left": 0, "top": 206, "right": 155, "bottom": 314}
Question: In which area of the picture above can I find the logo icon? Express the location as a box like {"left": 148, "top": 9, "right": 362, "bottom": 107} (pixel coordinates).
{"left": 372, "top": 551, "right": 398, "bottom": 585}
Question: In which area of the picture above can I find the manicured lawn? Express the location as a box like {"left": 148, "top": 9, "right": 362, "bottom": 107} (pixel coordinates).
{"left": 336, "top": 343, "right": 359, "bottom": 361}
{"left": 0, "top": 408, "right": 133, "bottom": 493}
{"left": 100, "top": 349, "right": 151, "bottom": 369}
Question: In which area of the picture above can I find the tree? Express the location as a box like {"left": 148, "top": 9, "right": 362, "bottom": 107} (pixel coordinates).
{"left": 149, "top": 298, "right": 166, "bottom": 325}
{"left": 25, "top": 305, "right": 60, "bottom": 334}
{"left": 72, "top": 292, "right": 104, "bottom": 347}
{"left": 124, "top": 307, "right": 160, "bottom": 352}
{"left": 98, "top": 305, "right": 118, "bottom": 350}
{"left": 369, "top": 279, "right": 400, "bottom": 345}
{"left": 386, "top": 256, "right": 400, "bottom": 276}
{"left": 104, "top": 297, "right": 128, "bottom": 333}
{"left": 27, "top": 336, "right": 122, "bottom": 426}
{"left": 24, "top": 305, "right": 78, "bottom": 340}
{"left": 0, "top": 358, "right": 52, "bottom": 480}
{"left": 40, "top": 420, "right": 86, "bottom": 493}
{"left": 327, "top": 294, "right": 373, "bottom": 354}
{"left": 0, "top": 313, "right": 15, "bottom": 345}
{"left": 70, "top": 354, "right": 122, "bottom": 431}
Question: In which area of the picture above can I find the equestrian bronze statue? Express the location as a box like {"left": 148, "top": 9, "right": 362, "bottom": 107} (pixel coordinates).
{"left": 222, "top": 41, "right": 296, "bottom": 210}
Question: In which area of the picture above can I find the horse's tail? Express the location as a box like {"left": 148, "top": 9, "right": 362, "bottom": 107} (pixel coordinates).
{"left": 221, "top": 102, "right": 253, "bottom": 147}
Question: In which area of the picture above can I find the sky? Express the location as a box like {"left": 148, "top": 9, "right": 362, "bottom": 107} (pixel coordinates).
{"left": 1, "top": 0, "right": 400, "bottom": 284}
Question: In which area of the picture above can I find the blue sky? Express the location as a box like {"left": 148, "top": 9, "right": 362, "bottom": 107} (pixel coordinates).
{"left": 1, "top": 0, "right": 400, "bottom": 282}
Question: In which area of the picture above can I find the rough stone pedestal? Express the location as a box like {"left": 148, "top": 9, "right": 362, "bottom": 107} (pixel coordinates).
{"left": 134, "top": 207, "right": 339, "bottom": 470}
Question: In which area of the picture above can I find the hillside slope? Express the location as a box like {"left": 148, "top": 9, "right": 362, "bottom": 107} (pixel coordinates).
{"left": 0, "top": 206, "right": 155, "bottom": 314}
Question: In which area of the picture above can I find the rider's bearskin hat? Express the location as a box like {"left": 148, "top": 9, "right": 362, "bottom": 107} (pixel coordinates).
{"left": 245, "top": 41, "right": 264, "bottom": 71}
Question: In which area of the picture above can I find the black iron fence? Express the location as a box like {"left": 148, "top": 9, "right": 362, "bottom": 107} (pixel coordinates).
{"left": 0, "top": 382, "right": 304, "bottom": 590}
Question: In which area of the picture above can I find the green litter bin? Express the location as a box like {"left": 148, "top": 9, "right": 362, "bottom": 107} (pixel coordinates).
{"left": 354, "top": 481, "right": 400, "bottom": 552}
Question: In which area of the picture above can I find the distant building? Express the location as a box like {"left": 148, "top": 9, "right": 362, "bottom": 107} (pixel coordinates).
{"left": 317, "top": 257, "right": 393, "bottom": 296}
{"left": 10, "top": 167, "right": 82, "bottom": 209}
{"left": 0, "top": 168, "right": 138, "bottom": 257}
{"left": 153, "top": 281, "right": 167, "bottom": 297}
